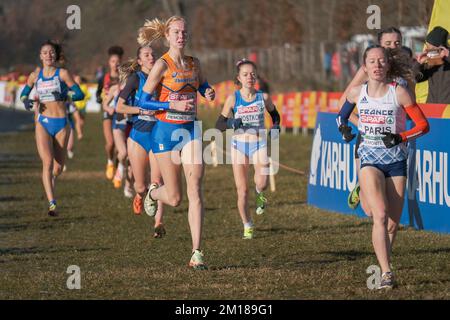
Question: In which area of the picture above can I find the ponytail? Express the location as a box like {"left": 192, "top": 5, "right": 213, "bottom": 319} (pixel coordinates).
{"left": 137, "top": 18, "right": 167, "bottom": 46}
{"left": 137, "top": 16, "right": 186, "bottom": 47}
{"left": 119, "top": 58, "right": 140, "bottom": 84}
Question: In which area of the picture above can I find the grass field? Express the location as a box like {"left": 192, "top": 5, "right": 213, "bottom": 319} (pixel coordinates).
{"left": 1, "top": 107, "right": 449, "bottom": 300}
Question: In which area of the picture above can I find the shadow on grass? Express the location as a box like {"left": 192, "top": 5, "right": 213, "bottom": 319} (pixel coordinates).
{"left": 0, "top": 216, "right": 101, "bottom": 232}
{"left": 409, "top": 247, "right": 450, "bottom": 255}
{"left": 0, "top": 196, "right": 23, "bottom": 202}
{"left": 0, "top": 245, "right": 110, "bottom": 257}
{"left": 320, "top": 250, "right": 373, "bottom": 260}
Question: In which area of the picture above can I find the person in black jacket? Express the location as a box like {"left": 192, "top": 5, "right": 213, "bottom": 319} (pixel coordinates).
{"left": 416, "top": 26, "right": 450, "bottom": 104}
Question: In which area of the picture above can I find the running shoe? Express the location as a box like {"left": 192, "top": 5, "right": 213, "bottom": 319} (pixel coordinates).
{"left": 133, "top": 194, "right": 143, "bottom": 215}
{"left": 256, "top": 191, "right": 267, "bottom": 215}
{"left": 189, "top": 250, "right": 208, "bottom": 270}
{"left": 113, "top": 170, "right": 123, "bottom": 189}
{"left": 144, "top": 183, "right": 158, "bottom": 217}
{"left": 243, "top": 226, "right": 254, "bottom": 239}
{"left": 153, "top": 224, "right": 166, "bottom": 238}
{"left": 106, "top": 163, "right": 115, "bottom": 180}
{"left": 348, "top": 182, "right": 360, "bottom": 210}
{"left": 378, "top": 271, "right": 395, "bottom": 290}
{"left": 123, "top": 185, "right": 134, "bottom": 198}
{"left": 48, "top": 200, "right": 58, "bottom": 217}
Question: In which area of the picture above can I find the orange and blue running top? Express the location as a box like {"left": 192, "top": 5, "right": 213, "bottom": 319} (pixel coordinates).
{"left": 155, "top": 52, "right": 199, "bottom": 124}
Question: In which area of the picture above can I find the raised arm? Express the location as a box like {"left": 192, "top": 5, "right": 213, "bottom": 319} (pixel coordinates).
{"left": 195, "top": 57, "right": 215, "bottom": 101}
{"left": 338, "top": 67, "right": 367, "bottom": 126}
{"left": 20, "top": 69, "right": 39, "bottom": 110}
{"left": 263, "top": 92, "right": 280, "bottom": 128}
{"left": 215, "top": 94, "right": 236, "bottom": 131}
{"left": 60, "top": 69, "right": 85, "bottom": 101}
{"left": 381, "top": 85, "right": 429, "bottom": 148}
{"left": 336, "top": 85, "right": 360, "bottom": 142}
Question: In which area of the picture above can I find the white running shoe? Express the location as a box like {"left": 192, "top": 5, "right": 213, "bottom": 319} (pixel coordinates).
{"left": 144, "top": 183, "right": 158, "bottom": 217}
{"left": 123, "top": 186, "right": 134, "bottom": 198}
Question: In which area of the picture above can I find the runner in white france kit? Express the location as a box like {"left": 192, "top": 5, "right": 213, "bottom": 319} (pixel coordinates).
{"left": 357, "top": 82, "right": 407, "bottom": 165}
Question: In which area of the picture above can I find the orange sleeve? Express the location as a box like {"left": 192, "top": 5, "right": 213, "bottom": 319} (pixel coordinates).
{"left": 399, "top": 103, "right": 430, "bottom": 142}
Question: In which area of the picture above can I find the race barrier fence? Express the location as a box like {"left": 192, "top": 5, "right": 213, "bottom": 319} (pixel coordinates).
{"left": 307, "top": 109, "right": 450, "bottom": 234}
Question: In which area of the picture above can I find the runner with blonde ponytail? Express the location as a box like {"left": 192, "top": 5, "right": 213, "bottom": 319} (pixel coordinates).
{"left": 137, "top": 16, "right": 215, "bottom": 269}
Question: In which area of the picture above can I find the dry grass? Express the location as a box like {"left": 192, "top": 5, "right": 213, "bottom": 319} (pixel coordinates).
{"left": 1, "top": 109, "right": 449, "bottom": 300}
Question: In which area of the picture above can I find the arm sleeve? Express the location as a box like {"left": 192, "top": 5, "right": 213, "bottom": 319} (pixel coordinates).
{"left": 268, "top": 107, "right": 280, "bottom": 126}
{"left": 20, "top": 85, "right": 32, "bottom": 101}
{"left": 215, "top": 114, "right": 228, "bottom": 131}
{"left": 399, "top": 104, "right": 430, "bottom": 141}
{"left": 336, "top": 99, "right": 357, "bottom": 127}
{"left": 138, "top": 91, "right": 169, "bottom": 111}
{"left": 198, "top": 81, "right": 212, "bottom": 97}
{"left": 119, "top": 74, "right": 139, "bottom": 101}
{"left": 69, "top": 84, "right": 85, "bottom": 101}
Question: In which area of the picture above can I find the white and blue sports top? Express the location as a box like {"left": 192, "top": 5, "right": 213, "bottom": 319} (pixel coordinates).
{"left": 357, "top": 82, "right": 407, "bottom": 165}
{"left": 35, "top": 68, "right": 68, "bottom": 103}
{"left": 233, "top": 90, "right": 266, "bottom": 130}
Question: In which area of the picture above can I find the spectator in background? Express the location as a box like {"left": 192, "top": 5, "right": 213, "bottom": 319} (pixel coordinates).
{"left": 415, "top": 26, "right": 450, "bottom": 104}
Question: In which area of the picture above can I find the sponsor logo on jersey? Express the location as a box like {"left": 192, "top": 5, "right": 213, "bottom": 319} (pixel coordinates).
{"left": 360, "top": 115, "right": 386, "bottom": 124}
{"left": 360, "top": 96, "right": 368, "bottom": 104}
{"left": 386, "top": 116, "right": 394, "bottom": 124}
{"left": 238, "top": 105, "right": 260, "bottom": 114}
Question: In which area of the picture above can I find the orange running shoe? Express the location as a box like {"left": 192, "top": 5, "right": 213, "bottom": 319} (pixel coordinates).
{"left": 106, "top": 163, "right": 115, "bottom": 180}
{"left": 133, "top": 194, "right": 143, "bottom": 215}
{"left": 112, "top": 168, "right": 123, "bottom": 189}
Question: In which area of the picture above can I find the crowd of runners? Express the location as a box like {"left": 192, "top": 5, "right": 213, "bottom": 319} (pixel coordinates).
{"left": 18, "top": 16, "right": 446, "bottom": 290}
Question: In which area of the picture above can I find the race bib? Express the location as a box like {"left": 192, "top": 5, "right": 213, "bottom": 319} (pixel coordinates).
{"left": 36, "top": 78, "right": 61, "bottom": 103}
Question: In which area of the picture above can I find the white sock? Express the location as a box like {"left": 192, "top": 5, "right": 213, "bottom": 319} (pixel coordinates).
{"left": 107, "top": 159, "right": 114, "bottom": 165}
{"left": 244, "top": 221, "right": 254, "bottom": 228}
{"left": 256, "top": 187, "right": 261, "bottom": 194}
{"left": 117, "top": 163, "right": 124, "bottom": 174}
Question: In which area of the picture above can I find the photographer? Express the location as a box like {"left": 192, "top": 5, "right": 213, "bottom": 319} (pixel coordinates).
{"left": 416, "top": 26, "right": 450, "bottom": 104}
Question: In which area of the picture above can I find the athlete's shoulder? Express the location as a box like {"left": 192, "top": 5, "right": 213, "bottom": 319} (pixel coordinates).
{"left": 58, "top": 68, "right": 69, "bottom": 77}
{"left": 348, "top": 85, "right": 363, "bottom": 101}
{"left": 395, "top": 83, "right": 413, "bottom": 105}
{"left": 154, "top": 58, "right": 169, "bottom": 71}
{"left": 225, "top": 92, "right": 237, "bottom": 105}
{"left": 29, "top": 67, "right": 41, "bottom": 81}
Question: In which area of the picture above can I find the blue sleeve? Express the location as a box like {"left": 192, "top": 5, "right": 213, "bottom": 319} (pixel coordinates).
{"left": 336, "top": 99, "right": 356, "bottom": 127}
{"left": 198, "top": 81, "right": 211, "bottom": 97}
{"left": 68, "top": 84, "right": 85, "bottom": 101}
{"left": 20, "top": 85, "right": 32, "bottom": 100}
{"left": 138, "top": 91, "right": 170, "bottom": 111}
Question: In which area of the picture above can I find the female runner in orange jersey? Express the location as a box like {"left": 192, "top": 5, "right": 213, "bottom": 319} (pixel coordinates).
{"left": 136, "top": 16, "right": 215, "bottom": 269}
